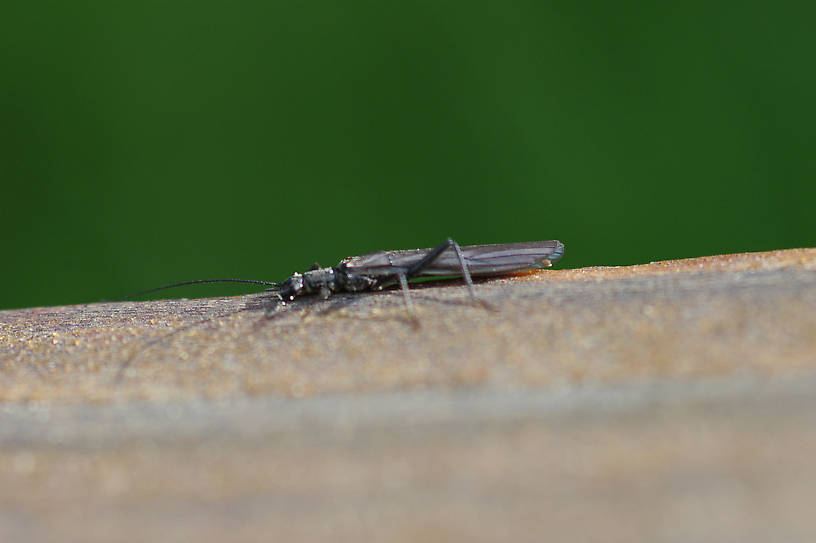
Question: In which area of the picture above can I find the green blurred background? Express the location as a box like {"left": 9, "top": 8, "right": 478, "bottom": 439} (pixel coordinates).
{"left": 2, "top": 2, "right": 814, "bottom": 309}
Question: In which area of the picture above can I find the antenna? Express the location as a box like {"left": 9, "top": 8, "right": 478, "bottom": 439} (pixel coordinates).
{"left": 121, "top": 278, "right": 279, "bottom": 300}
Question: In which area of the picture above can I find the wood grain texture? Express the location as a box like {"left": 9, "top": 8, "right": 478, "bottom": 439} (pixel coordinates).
{"left": 1, "top": 248, "right": 815, "bottom": 542}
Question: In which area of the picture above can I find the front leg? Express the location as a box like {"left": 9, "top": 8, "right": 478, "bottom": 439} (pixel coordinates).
{"left": 263, "top": 292, "right": 286, "bottom": 318}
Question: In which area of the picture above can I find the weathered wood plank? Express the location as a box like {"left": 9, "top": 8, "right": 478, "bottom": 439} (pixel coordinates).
{"left": 1, "top": 249, "right": 815, "bottom": 542}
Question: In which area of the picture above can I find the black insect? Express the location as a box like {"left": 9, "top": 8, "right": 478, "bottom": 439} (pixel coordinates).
{"left": 130, "top": 239, "right": 564, "bottom": 317}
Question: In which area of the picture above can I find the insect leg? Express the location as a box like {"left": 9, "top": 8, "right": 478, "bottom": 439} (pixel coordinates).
{"left": 406, "top": 238, "right": 479, "bottom": 304}
{"left": 263, "top": 293, "right": 285, "bottom": 317}
{"left": 397, "top": 272, "right": 421, "bottom": 327}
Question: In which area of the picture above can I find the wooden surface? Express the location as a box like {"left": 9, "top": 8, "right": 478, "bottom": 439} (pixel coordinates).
{"left": 1, "top": 248, "right": 815, "bottom": 542}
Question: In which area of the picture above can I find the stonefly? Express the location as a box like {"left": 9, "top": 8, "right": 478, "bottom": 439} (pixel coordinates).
{"left": 130, "top": 238, "right": 565, "bottom": 316}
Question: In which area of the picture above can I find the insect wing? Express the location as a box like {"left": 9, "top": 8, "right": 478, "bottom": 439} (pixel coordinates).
{"left": 342, "top": 240, "right": 564, "bottom": 277}
{"left": 429, "top": 240, "right": 564, "bottom": 276}
{"left": 340, "top": 248, "right": 430, "bottom": 275}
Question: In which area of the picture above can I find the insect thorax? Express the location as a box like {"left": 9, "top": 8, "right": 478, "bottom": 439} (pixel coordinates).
{"left": 300, "top": 268, "right": 337, "bottom": 296}
{"left": 335, "top": 264, "right": 379, "bottom": 292}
